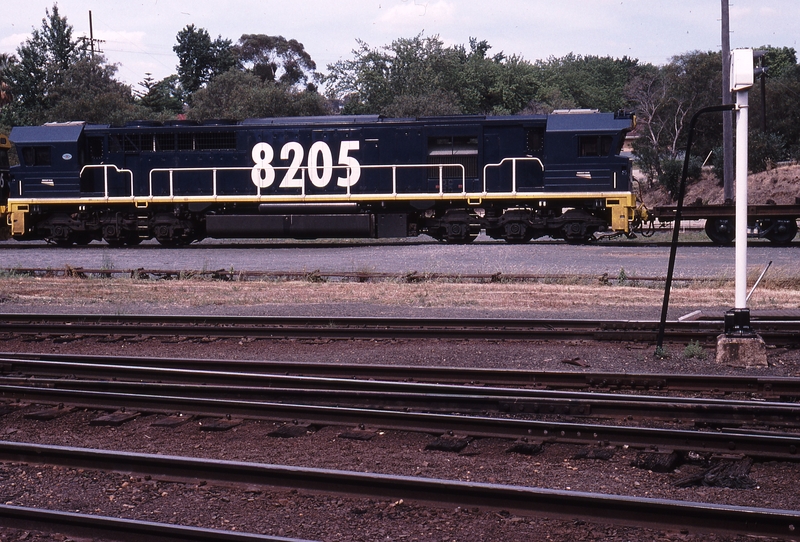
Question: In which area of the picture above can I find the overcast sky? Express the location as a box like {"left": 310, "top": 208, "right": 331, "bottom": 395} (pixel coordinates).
{"left": 2, "top": 1, "right": 798, "bottom": 91}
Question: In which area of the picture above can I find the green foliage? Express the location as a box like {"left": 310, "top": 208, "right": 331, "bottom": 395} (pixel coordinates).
{"left": 760, "top": 46, "right": 797, "bottom": 78}
{"left": 325, "top": 34, "right": 546, "bottom": 116}
{"left": 682, "top": 340, "right": 707, "bottom": 360}
{"left": 235, "top": 34, "right": 317, "bottom": 87}
{"left": 325, "top": 36, "right": 645, "bottom": 117}
{"left": 628, "top": 47, "right": 799, "bottom": 190}
{"left": 326, "top": 35, "right": 458, "bottom": 115}
{"left": 748, "top": 130, "right": 787, "bottom": 172}
{"left": 46, "top": 58, "right": 145, "bottom": 124}
{"left": 658, "top": 158, "right": 683, "bottom": 198}
{"left": 0, "top": 5, "right": 148, "bottom": 126}
{"left": 138, "top": 74, "right": 183, "bottom": 118}
{"left": 173, "top": 24, "right": 235, "bottom": 98}
{"left": 186, "top": 70, "right": 329, "bottom": 120}
{"left": 533, "top": 53, "right": 640, "bottom": 112}
{"left": 750, "top": 51, "right": 800, "bottom": 158}
{"left": 2, "top": 5, "right": 85, "bottom": 124}
{"left": 657, "top": 155, "right": 702, "bottom": 200}
{"left": 627, "top": 50, "right": 736, "bottom": 196}
{"left": 654, "top": 345, "right": 669, "bottom": 359}
{"left": 708, "top": 146, "right": 727, "bottom": 187}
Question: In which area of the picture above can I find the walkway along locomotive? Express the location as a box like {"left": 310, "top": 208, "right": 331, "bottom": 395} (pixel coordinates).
{"left": 0, "top": 111, "right": 641, "bottom": 246}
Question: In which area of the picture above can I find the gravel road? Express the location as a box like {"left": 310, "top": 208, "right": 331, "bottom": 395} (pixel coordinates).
{"left": 2, "top": 235, "right": 797, "bottom": 279}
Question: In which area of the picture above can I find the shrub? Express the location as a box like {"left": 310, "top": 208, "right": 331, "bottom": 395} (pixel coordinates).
{"left": 682, "top": 340, "right": 707, "bottom": 360}
{"left": 658, "top": 156, "right": 702, "bottom": 200}
{"left": 748, "top": 130, "right": 787, "bottom": 172}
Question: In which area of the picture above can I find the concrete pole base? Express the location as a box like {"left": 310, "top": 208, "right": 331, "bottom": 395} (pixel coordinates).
{"left": 716, "top": 334, "right": 768, "bottom": 368}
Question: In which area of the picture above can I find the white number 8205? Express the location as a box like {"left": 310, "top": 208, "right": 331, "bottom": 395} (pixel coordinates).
{"left": 251, "top": 140, "right": 361, "bottom": 189}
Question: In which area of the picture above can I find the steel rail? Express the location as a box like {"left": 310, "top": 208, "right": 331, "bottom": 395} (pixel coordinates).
{"left": 3, "top": 352, "right": 800, "bottom": 397}
{"left": 2, "top": 385, "right": 799, "bottom": 460}
{"left": 0, "top": 504, "right": 310, "bottom": 542}
{"left": 4, "top": 361, "right": 800, "bottom": 426}
{"left": 0, "top": 441, "right": 797, "bottom": 540}
{"left": 0, "top": 312, "right": 798, "bottom": 343}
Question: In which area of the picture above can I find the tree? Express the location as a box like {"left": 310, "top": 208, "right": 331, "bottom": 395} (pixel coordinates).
{"left": 138, "top": 73, "right": 184, "bottom": 117}
{"left": 0, "top": 53, "right": 13, "bottom": 107}
{"left": 46, "top": 57, "right": 145, "bottom": 124}
{"left": 235, "top": 34, "right": 317, "bottom": 87}
{"left": 325, "top": 34, "right": 541, "bottom": 117}
{"left": 2, "top": 4, "right": 86, "bottom": 123}
{"left": 174, "top": 24, "right": 236, "bottom": 98}
{"left": 626, "top": 51, "right": 723, "bottom": 196}
{"left": 186, "top": 70, "right": 329, "bottom": 121}
{"left": 759, "top": 46, "right": 797, "bottom": 79}
{"left": 750, "top": 46, "right": 800, "bottom": 161}
{"left": 324, "top": 38, "right": 394, "bottom": 114}
{"left": 0, "top": 5, "right": 151, "bottom": 126}
{"left": 533, "top": 54, "right": 640, "bottom": 113}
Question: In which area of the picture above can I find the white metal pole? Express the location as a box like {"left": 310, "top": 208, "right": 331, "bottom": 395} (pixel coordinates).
{"left": 734, "top": 88, "right": 748, "bottom": 308}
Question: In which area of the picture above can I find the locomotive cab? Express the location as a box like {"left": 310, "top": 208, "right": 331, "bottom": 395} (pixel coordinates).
{"left": 10, "top": 123, "right": 85, "bottom": 199}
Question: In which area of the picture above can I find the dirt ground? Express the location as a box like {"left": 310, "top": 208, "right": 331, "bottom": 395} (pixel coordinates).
{"left": 639, "top": 163, "right": 800, "bottom": 207}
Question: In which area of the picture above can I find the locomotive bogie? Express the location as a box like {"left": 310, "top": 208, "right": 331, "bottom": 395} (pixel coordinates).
{"left": 2, "top": 112, "right": 638, "bottom": 245}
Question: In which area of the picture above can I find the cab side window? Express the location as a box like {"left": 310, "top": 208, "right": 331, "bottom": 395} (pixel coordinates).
{"left": 22, "top": 146, "right": 52, "bottom": 166}
{"left": 578, "top": 135, "right": 612, "bottom": 157}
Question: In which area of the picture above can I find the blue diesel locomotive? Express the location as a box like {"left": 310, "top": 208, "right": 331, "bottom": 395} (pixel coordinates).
{"left": 0, "top": 111, "right": 638, "bottom": 246}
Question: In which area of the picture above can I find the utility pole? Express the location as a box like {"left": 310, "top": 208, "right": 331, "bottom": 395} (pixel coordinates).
{"left": 721, "top": 0, "right": 734, "bottom": 203}
{"left": 80, "top": 11, "right": 105, "bottom": 58}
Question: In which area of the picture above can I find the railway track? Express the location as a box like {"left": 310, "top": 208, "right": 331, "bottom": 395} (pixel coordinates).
{"left": 3, "top": 353, "right": 800, "bottom": 540}
{"left": 1, "top": 441, "right": 798, "bottom": 540}
{"left": 0, "top": 504, "right": 302, "bottom": 542}
{"left": 2, "top": 378, "right": 799, "bottom": 460}
{"left": 3, "top": 357, "right": 800, "bottom": 428}
{"left": 1, "top": 312, "right": 799, "bottom": 344}
{"left": 4, "top": 352, "right": 800, "bottom": 396}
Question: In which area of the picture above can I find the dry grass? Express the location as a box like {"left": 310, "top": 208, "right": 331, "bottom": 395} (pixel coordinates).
{"left": 1, "top": 275, "right": 798, "bottom": 313}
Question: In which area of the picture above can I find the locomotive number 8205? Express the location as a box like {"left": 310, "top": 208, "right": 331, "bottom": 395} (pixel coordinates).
{"left": 251, "top": 140, "right": 361, "bottom": 189}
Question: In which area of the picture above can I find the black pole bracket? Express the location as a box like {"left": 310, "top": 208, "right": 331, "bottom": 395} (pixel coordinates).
{"left": 655, "top": 104, "right": 737, "bottom": 356}
{"left": 724, "top": 308, "right": 757, "bottom": 337}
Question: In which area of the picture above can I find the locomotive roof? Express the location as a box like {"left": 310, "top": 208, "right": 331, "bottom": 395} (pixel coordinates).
{"left": 11, "top": 123, "right": 85, "bottom": 144}
{"left": 240, "top": 114, "right": 551, "bottom": 127}
{"left": 10, "top": 112, "right": 633, "bottom": 145}
{"left": 546, "top": 112, "right": 634, "bottom": 133}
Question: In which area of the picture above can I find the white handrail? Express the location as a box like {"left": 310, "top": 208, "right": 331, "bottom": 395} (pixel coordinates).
{"left": 148, "top": 162, "right": 468, "bottom": 200}
{"left": 482, "top": 157, "right": 544, "bottom": 195}
{"left": 79, "top": 164, "right": 135, "bottom": 199}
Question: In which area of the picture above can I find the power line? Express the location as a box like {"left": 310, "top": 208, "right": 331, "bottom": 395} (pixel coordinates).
{"left": 77, "top": 11, "right": 105, "bottom": 58}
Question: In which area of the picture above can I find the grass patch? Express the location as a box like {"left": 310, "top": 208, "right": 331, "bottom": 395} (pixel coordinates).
{"left": 682, "top": 340, "right": 707, "bottom": 360}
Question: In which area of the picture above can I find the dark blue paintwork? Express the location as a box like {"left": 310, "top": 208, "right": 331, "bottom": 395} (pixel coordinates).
{"left": 9, "top": 113, "right": 633, "bottom": 200}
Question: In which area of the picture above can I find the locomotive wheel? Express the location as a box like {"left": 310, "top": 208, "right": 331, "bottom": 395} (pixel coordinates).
{"left": 562, "top": 223, "right": 596, "bottom": 245}
{"left": 443, "top": 220, "right": 478, "bottom": 244}
{"left": 502, "top": 221, "right": 532, "bottom": 244}
{"left": 704, "top": 218, "right": 735, "bottom": 245}
{"left": 762, "top": 218, "right": 798, "bottom": 246}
